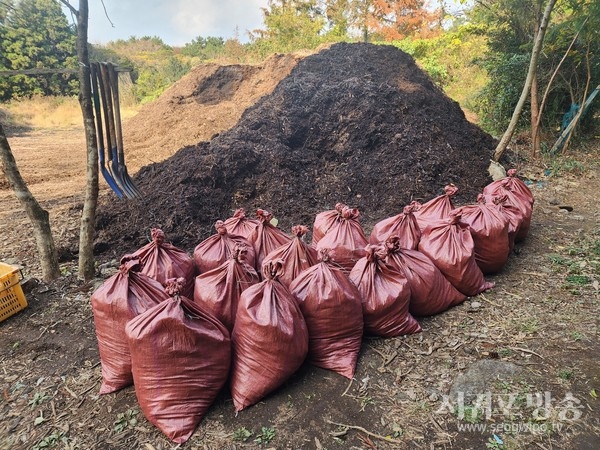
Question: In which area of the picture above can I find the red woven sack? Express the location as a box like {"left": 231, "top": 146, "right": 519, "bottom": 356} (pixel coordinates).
{"left": 414, "top": 184, "right": 458, "bottom": 232}
{"left": 289, "top": 249, "right": 363, "bottom": 378}
{"left": 91, "top": 257, "right": 169, "bottom": 394}
{"left": 455, "top": 195, "right": 511, "bottom": 274}
{"left": 349, "top": 245, "right": 421, "bottom": 337}
{"left": 132, "top": 228, "right": 195, "bottom": 298}
{"left": 316, "top": 206, "right": 368, "bottom": 272}
{"left": 193, "top": 220, "right": 256, "bottom": 273}
{"left": 485, "top": 181, "right": 532, "bottom": 242}
{"left": 247, "top": 209, "right": 292, "bottom": 269}
{"left": 125, "top": 279, "right": 230, "bottom": 444}
{"left": 194, "top": 244, "right": 259, "bottom": 331}
{"left": 222, "top": 208, "right": 260, "bottom": 239}
{"left": 483, "top": 169, "right": 534, "bottom": 206}
{"left": 369, "top": 201, "right": 421, "bottom": 249}
{"left": 383, "top": 237, "right": 466, "bottom": 316}
{"left": 418, "top": 211, "right": 494, "bottom": 296}
{"left": 486, "top": 193, "right": 523, "bottom": 248}
{"left": 262, "top": 225, "right": 319, "bottom": 288}
{"left": 230, "top": 261, "right": 309, "bottom": 412}
{"left": 312, "top": 202, "right": 346, "bottom": 246}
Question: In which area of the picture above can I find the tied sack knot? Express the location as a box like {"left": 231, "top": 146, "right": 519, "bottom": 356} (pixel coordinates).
{"left": 291, "top": 225, "right": 308, "bottom": 238}
{"left": 215, "top": 220, "right": 227, "bottom": 235}
{"left": 165, "top": 277, "right": 186, "bottom": 297}
{"left": 444, "top": 184, "right": 459, "bottom": 197}
{"left": 364, "top": 244, "right": 386, "bottom": 263}
{"left": 118, "top": 255, "right": 141, "bottom": 274}
{"left": 232, "top": 243, "right": 248, "bottom": 263}
{"left": 151, "top": 228, "right": 165, "bottom": 245}
{"left": 403, "top": 201, "right": 421, "bottom": 215}
{"left": 262, "top": 259, "right": 284, "bottom": 280}
{"left": 256, "top": 209, "right": 273, "bottom": 223}
{"left": 340, "top": 206, "right": 360, "bottom": 220}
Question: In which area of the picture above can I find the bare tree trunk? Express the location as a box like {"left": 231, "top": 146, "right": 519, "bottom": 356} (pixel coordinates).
{"left": 493, "top": 0, "right": 557, "bottom": 161}
{"left": 532, "top": 18, "right": 587, "bottom": 157}
{"left": 557, "top": 39, "right": 592, "bottom": 154}
{"left": 530, "top": 5, "right": 541, "bottom": 157}
{"left": 73, "top": 0, "right": 99, "bottom": 281}
{"left": 0, "top": 123, "right": 61, "bottom": 282}
{"left": 530, "top": 66, "right": 540, "bottom": 154}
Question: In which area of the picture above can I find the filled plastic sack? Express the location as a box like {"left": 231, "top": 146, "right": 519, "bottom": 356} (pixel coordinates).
{"left": 230, "top": 260, "right": 309, "bottom": 412}
{"left": 486, "top": 193, "right": 523, "bottom": 248}
{"left": 223, "top": 208, "right": 260, "bottom": 239}
{"left": 193, "top": 220, "right": 256, "bottom": 274}
{"left": 483, "top": 169, "right": 534, "bottom": 206}
{"left": 289, "top": 249, "right": 363, "bottom": 378}
{"left": 484, "top": 180, "right": 532, "bottom": 242}
{"left": 455, "top": 195, "right": 511, "bottom": 274}
{"left": 316, "top": 206, "right": 368, "bottom": 272}
{"left": 125, "top": 278, "right": 230, "bottom": 444}
{"left": 247, "top": 209, "right": 292, "bottom": 269}
{"left": 349, "top": 245, "right": 421, "bottom": 337}
{"left": 369, "top": 201, "right": 421, "bottom": 249}
{"left": 418, "top": 211, "right": 494, "bottom": 297}
{"left": 262, "top": 225, "right": 318, "bottom": 288}
{"left": 194, "top": 243, "right": 259, "bottom": 331}
{"left": 383, "top": 237, "right": 466, "bottom": 316}
{"left": 132, "top": 228, "right": 195, "bottom": 298}
{"left": 91, "top": 256, "right": 169, "bottom": 394}
{"left": 312, "top": 202, "right": 346, "bottom": 246}
{"left": 414, "top": 184, "right": 458, "bottom": 232}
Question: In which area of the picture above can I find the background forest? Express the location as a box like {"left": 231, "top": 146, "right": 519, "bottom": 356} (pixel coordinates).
{"left": 1, "top": 0, "right": 599, "bottom": 147}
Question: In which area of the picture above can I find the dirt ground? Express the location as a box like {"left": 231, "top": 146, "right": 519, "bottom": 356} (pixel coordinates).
{"left": 1, "top": 47, "right": 599, "bottom": 449}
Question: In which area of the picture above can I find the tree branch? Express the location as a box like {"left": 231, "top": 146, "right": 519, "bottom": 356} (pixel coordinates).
{"left": 57, "top": 0, "right": 78, "bottom": 17}
{"left": 532, "top": 17, "right": 587, "bottom": 156}
{"left": 326, "top": 420, "right": 404, "bottom": 445}
{"left": 559, "top": 38, "right": 592, "bottom": 154}
{"left": 100, "top": 0, "right": 114, "bottom": 28}
{"left": 0, "top": 68, "right": 78, "bottom": 76}
{"left": 493, "top": 0, "right": 557, "bottom": 161}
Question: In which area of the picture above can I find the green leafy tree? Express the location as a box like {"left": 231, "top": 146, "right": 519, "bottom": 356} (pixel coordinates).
{"left": 181, "top": 36, "right": 226, "bottom": 60}
{"left": 251, "top": 0, "right": 327, "bottom": 55}
{"left": 0, "top": 0, "right": 77, "bottom": 100}
{"left": 0, "top": 0, "right": 14, "bottom": 96}
{"left": 249, "top": 0, "right": 443, "bottom": 52}
{"left": 392, "top": 23, "right": 488, "bottom": 95}
{"left": 133, "top": 56, "right": 191, "bottom": 103}
{"left": 0, "top": 0, "right": 11, "bottom": 39}
{"left": 349, "top": 0, "right": 373, "bottom": 42}
{"left": 343, "top": 0, "right": 439, "bottom": 43}
{"left": 470, "top": 0, "right": 599, "bottom": 139}
{"left": 106, "top": 36, "right": 171, "bottom": 62}
{"left": 321, "top": 0, "right": 352, "bottom": 39}
{"left": 469, "top": 0, "right": 544, "bottom": 134}
{"left": 88, "top": 45, "right": 135, "bottom": 72}
{"left": 103, "top": 37, "right": 191, "bottom": 103}
{"left": 543, "top": 1, "right": 600, "bottom": 128}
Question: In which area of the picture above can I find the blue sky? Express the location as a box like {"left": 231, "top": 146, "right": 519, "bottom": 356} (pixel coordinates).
{"left": 67, "top": 1, "right": 471, "bottom": 48}
{"left": 70, "top": 0, "right": 270, "bottom": 46}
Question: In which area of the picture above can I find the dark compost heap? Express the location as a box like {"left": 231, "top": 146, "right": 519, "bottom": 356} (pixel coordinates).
{"left": 95, "top": 42, "right": 496, "bottom": 255}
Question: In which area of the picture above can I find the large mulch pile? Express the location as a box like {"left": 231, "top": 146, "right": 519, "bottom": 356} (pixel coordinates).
{"left": 121, "top": 52, "right": 302, "bottom": 171}
{"left": 95, "top": 42, "right": 497, "bottom": 255}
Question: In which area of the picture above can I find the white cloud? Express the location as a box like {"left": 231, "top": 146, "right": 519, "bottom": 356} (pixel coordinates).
{"left": 82, "top": 0, "right": 269, "bottom": 46}
{"left": 169, "top": 0, "right": 268, "bottom": 44}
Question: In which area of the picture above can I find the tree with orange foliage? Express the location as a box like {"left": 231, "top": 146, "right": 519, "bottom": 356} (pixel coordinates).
{"left": 368, "top": 0, "right": 441, "bottom": 41}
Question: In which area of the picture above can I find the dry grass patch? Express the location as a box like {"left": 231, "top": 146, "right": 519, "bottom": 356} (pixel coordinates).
{"left": 3, "top": 95, "right": 139, "bottom": 129}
